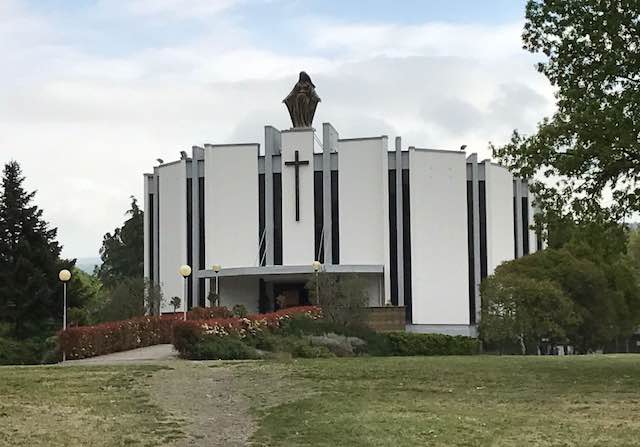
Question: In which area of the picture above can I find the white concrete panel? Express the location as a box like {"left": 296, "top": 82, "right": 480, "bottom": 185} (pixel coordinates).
{"left": 158, "top": 161, "right": 187, "bottom": 313}
{"left": 485, "top": 163, "right": 515, "bottom": 273}
{"left": 204, "top": 144, "right": 259, "bottom": 269}
{"left": 281, "top": 129, "right": 315, "bottom": 265}
{"left": 219, "top": 276, "right": 259, "bottom": 313}
{"left": 338, "top": 137, "right": 390, "bottom": 302}
{"left": 409, "top": 149, "right": 469, "bottom": 325}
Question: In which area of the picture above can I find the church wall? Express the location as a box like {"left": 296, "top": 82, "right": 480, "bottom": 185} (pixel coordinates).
{"left": 338, "top": 137, "right": 391, "bottom": 303}
{"left": 409, "top": 149, "right": 469, "bottom": 325}
{"left": 157, "top": 161, "right": 188, "bottom": 313}
{"left": 484, "top": 163, "right": 515, "bottom": 274}
{"left": 204, "top": 144, "right": 259, "bottom": 269}
{"left": 218, "top": 276, "right": 260, "bottom": 314}
{"left": 281, "top": 129, "right": 316, "bottom": 265}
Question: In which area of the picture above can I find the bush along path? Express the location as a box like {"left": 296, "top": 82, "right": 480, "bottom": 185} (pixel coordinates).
{"left": 172, "top": 307, "right": 479, "bottom": 360}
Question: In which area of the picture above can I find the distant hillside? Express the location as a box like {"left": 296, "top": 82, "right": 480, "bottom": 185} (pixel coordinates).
{"left": 75, "top": 257, "right": 102, "bottom": 274}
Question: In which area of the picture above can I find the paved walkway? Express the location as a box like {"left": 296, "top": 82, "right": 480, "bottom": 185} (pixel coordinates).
{"left": 64, "top": 344, "right": 179, "bottom": 365}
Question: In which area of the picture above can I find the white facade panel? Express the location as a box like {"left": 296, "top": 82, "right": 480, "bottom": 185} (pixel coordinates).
{"left": 204, "top": 144, "right": 259, "bottom": 269}
{"left": 158, "top": 161, "right": 187, "bottom": 313}
{"left": 281, "top": 129, "right": 316, "bottom": 265}
{"left": 485, "top": 163, "right": 515, "bottom": 273}
{"left": 219, "top": 276, "right": 260, "bottom": 313}
{"left": 409, "top": 149, "right": 469, "bottom": 325}
{"left": 338, "top": 137, "right": 390, "bottom": 303}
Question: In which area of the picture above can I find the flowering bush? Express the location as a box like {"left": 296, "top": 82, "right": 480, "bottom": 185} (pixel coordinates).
{"left": 173, "top": 306, "right": 322, "bottom": 357}
{"left": 58, "top": 306, "right": 321, "bottom": 360}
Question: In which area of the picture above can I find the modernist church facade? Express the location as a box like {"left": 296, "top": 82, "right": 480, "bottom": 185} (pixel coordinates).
{"left": 143, "top": 75, "right": 540, "bottom": 336}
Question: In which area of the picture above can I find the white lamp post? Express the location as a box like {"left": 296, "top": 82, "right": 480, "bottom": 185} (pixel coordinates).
{"left": 58, "top": 269, "right": 71, "bottom": 362}
{"left": 312, "top": 261, "right": 322, "bottom": 305}
{"left": 212, "top": 264, "right": 221, "bottom": 306}
{"left": 178, "top": 264, "right": 192, "bottom": 321}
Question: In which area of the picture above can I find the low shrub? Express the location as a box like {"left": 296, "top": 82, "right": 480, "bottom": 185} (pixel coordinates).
{"left": 186, "top": 306, "right": 232, "bottom": 320}
{"left": 0, "top": 337, "right": 44, "bottom": 365}
{"left": 384, "top": 332, "right": 479, "bottom": 356}
{"left": 188, "top": 337, "right": 260, "bottom": 360}
{"left": 308, "top": 333, "right": 366, "bottom": 357}
{"left": 293, "top": 342, "right": 335, "bottom": 358}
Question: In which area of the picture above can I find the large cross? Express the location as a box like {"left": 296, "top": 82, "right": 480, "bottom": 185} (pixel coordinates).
{"left": 284, "top": 150, "right": 309, "bottom": 221}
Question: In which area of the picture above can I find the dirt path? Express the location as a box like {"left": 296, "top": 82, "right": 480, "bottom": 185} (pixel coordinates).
{"left": 149, "top": 362, "right": 256, "bottom": 447}
{"left": 64, "top": 344, "right": 178, "bottom": 364}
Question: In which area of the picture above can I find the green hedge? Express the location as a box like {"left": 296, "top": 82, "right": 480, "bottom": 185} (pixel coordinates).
{"left": 384, "top": 332, "right": 479, "bottom": 356}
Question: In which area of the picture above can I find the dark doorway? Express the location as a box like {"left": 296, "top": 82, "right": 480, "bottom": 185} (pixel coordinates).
{"left": 273, "top": 282, "right": 310, "bottom": 310}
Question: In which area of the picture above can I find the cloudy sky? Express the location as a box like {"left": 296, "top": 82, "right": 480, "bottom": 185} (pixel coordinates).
{"left": 0, "top": 0, "right": 555, "bottom": 259}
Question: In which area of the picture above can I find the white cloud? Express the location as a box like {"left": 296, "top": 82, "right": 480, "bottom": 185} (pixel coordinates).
{"left": 0, "top": 2, "right": 554, "bottom": 258}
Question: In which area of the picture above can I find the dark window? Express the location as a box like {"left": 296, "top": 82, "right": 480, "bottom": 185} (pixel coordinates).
{"left": 522, "top": 196, "right": 530, "bottom": 255}
{"left": 479, "top": 180, "right": 488, "bottom": 279}
{"left": 513, "top": 196, "right": 518, "bottom": 258}
{"left": 331, "top": 170, "right": 340, "bottom": 264}
{"left": 466, "top": 180, "right": 476, "bottom": 324}
{"left": 186, "top": 178, "right": 193, "bottom": 310}
{"left": 148, "top": 193, "right": 154, "bottom": 283}
{"left": 314, "top": 171, "right": 324, "bottom": 262}
{"left": 402, "top": 169, "right": 412, "bottom": 322}
{"left": 258, "top": 174, "right": 266, "bottom": 266}
{"left": 536, "top": 226, "right": 543, "bottom": 251}
{"left": 273, "top": 173, "right": 283, "bottom": 265}
{"left": 388, "top": 170, "right": 398, "bottom": 306}
{"left": 198, "top": 177, "right": 205, "bottom": 307}
{"left": 156, "top": 177, "right": 160, "bottom": 283}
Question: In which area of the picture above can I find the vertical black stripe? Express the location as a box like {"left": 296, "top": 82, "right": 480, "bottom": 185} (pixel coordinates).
{"left": 388, "top": 170, "right": 398, "bottom": 306}
{"left": 273, "top": 173, "right": 283, "bottom": 265}
{"left": 148, "top": 193, "right": 154, "bottom": 283}
{"left": 513, "top": 196, "right": 518, "bottom": 258}
{"left": 314, "top": 171, "right": 324, "bottom": 262}
{"left": 331, "top": 170, "right": 340, "bottom": 264}
{"left": 479, "top": 180, "right": 488, "bottom": 279}
{"left": 466, "top": 180, "right": 476, "bottom": 324}
{"left": 522, "top": 196, "right": 530, "bottom": 255}
{"left": 186, "top": 178, "right": 193, "bottom": 310}
{"left": 258, "top": 174, "right": 266, "bottom": 266}
{"left": 198, "top": 177, "right": 205, "bottom": 307}
{"left": 402, "top": 169, "right": 412, "bottom": 322}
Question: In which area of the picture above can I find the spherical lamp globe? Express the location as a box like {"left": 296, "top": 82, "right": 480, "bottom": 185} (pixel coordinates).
{"left": 212, "top": 264, "right": 221, "bottom": 273}
{"left": 178, "top": 264, "right": 192, "bottom": 278}
{"left": 58, "top": 269, "right": 72, "bottom": 282}
{"left": 312, "top": 260, "right": 322, "bottom": 272}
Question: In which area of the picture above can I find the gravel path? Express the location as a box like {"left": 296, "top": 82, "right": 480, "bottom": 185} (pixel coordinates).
{"left": 64, "top": 344, "right": 178, "bottom": 364}
{"left": 149, "top": 363, "right": 256, "bottom": 447}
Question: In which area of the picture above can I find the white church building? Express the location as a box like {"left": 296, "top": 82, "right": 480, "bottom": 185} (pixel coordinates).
{"left": 143, "top": 73, "right": 540, "bottom": 336}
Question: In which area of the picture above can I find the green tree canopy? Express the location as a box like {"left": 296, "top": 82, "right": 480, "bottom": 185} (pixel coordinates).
{"left": 493, "top": 0, "right": 640, "bottom": 218}
{"left": 97, "top": 196, "right": 143, "bottom": 287}
{"left": 0, "top": 161, "right": 62, "bottom": 338}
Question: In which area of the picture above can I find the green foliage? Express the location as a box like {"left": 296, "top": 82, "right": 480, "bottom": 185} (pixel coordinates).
{"left": 232, "top": 304, "right": 248, "bottom": 318}
{"left": 97, "top": 278, "right": 163, "bottom": 322}
{"left": 0, "top": 161, "right": 63, "bottom": 339}
{"left": 493, "top": 1, "right": 640, "bottom": 218}
{"left": 305, "top": 273, "right": 368, "bottom": 326}
{"left": 481, "top": 247, "right": 640, "bottom": 352}
{"left": 170, "top": 296, "right": 181, "bottom": 313}
{"left": 480, "top": 273, "right": 578, "bottom": 354}
{"left": 187, "top": 337, "right": 260, "bottom": 360}
{"left": 384, "top": 332, "right": 479, "bottom": 356}
{"left": 97, "top": 196, "right": 143, "bottom": 288}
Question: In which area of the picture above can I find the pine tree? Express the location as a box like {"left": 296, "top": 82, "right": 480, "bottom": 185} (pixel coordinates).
{"left": 97, "top": 196, "right": 144, "bottom": 288}
{"left": 0, "top": 161, "right": 63, "bottom": 339}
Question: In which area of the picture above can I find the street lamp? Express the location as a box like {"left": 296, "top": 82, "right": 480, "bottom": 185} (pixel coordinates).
{"left": 58, "top": 269, "right": 71, "bottom": 362}
{"left": 312, "top": 261, "right": 322, "bottom": 305}
{"left": 178, "top": 264, "right": 192, "bottom": 321}
{"left": 212, "top": 264, "right": 221, "bottom": 306}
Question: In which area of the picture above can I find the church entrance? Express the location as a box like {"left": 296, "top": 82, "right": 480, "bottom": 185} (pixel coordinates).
{"left": 273, "top": 282, "right": 310, "bottom": 310}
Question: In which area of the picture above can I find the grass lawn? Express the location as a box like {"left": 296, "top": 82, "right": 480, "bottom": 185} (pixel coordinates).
{"left": 2, "top": 355, "right": 640, "bottom": 446}
{"left": 241, "top": 355, "right": 640, "bottom": 446}
{"left": 0, "top": 365, "right": 183, "bottom": 447}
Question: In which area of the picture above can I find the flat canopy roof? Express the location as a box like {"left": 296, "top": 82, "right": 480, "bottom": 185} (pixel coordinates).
{"left": 197, "top": 264, "right": 383, "bottom": 279}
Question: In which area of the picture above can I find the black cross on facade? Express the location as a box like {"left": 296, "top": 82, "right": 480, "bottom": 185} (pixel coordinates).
{"left": 284, "top": 150, "right": 309, "bottom": 221}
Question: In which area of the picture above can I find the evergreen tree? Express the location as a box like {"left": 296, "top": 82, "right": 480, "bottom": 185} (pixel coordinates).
{"left": 97, "top": 196, "right": 143, "bottom": 287}
{"left": 0, "top": 161, "right": 62, "bottom": 339}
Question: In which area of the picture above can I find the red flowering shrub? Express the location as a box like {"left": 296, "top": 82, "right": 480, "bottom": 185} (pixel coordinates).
{"left": 58, "top": 306, "right": 322, "bottom": 360}
{"left": 172, "top": 306, "right": 323, "bottom": 357}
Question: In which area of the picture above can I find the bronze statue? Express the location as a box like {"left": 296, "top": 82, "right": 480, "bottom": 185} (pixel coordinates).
{"left": 283, "top": 71, "right": 321, "bottom": 128}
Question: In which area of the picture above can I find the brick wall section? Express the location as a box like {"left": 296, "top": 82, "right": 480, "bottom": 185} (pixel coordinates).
{"left": 364, "top": 307, "right": 406, "bottom": 332}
